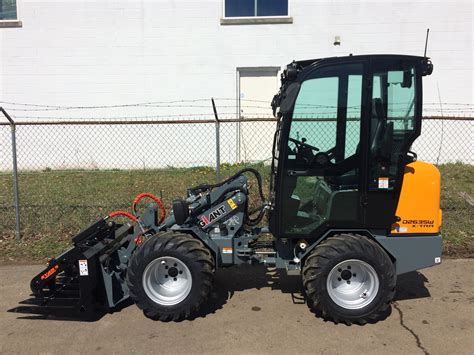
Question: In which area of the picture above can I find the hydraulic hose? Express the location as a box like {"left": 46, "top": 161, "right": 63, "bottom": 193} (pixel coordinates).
{"left": 190, "top": 168, "right": 266, "bottom": 203}
{"left": 132, "top": 192, "right": 166, "bottom": 224}
{"left": 189, "top": 167, "right": 268, "bottom": 227}
{"left": 108, "top": 211, "right": 139, "bottom": 222}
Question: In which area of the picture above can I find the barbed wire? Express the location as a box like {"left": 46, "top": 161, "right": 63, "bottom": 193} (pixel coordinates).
{"left": 1, "top": 97, "right": 472, "bottom": 109}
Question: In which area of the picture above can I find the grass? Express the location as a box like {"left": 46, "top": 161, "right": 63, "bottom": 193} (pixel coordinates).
{"left": 0, "top": 163, "right": 472, "bottom": 262}
{"left": 0, "top": 163, "right": 270, "bottom": 262}
{"left": 437, "top": 163, "right": 474, "bottom": 256}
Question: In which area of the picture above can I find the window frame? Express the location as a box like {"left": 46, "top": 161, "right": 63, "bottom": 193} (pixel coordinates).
{"left": 0, "top": 0, "right": 22, "bottom": 28}
{"left": 221, "top": 0, "right": 292, "bottom": 25}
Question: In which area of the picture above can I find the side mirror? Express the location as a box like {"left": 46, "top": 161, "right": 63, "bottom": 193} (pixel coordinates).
{"left": 421, "top": 59, "right": 434, "bottom": 76}
{"left": 286, "top": 67, "right": 298, "bottom": 81}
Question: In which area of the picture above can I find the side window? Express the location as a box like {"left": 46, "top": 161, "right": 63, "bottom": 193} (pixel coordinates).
{"left": 369, "top": 65, "right": 417, "bottom": 190}
{"left": 290, "top": 77, "right": 339, "bottom": 153}
{"left": 372, "top": 68, "right": 416, "bottom": 135}
{"left": 287, "top": 64, "right": 363, "bottom": 168}
{"left": 387, "top": 69, "right": 416, "bottom": 130}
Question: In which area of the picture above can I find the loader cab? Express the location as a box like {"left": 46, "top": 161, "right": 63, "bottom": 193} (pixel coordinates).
{"left": 269, "top": 55, "right": 433, "bottom": 238}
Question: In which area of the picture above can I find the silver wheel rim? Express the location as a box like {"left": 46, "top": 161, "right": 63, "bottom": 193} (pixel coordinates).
{"left": 326, "top": 259, "right": 379, "bottom": 310}
{"left": 142, "top": 256, "right": 192, "bottom": 306}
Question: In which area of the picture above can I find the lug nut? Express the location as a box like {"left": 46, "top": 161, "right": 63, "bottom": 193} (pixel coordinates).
{"left": 347, "top": 280, "right": 351, "bottom": 284}
{"left": 338, "top": 277, "right": 342, "bottom": 281}
{"left": 173, "top": 278, "right": 177, "bottom": 281}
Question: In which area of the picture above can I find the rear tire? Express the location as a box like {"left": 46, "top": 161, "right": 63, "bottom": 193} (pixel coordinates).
{"left": 126, "top": 231, "right": 214, "bottom": 321}
{"left": 302, "top": 234, "right": 396, "bottom": 325}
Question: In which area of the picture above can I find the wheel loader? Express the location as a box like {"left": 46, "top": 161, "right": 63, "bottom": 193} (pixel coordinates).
{"left": 26, "top": 54, "right": 442, "bottom": 325}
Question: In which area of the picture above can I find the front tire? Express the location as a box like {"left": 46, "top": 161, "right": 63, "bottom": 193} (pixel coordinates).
{"left": 302, "top": 234, "right": 396, "bottom": 325}
{"left": 126, "top": 231, "right": 214, "bottom": 321}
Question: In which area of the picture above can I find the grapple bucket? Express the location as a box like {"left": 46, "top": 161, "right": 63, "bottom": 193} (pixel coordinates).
{"left": 24, "top": 218, "right": 135, "bottom": 319}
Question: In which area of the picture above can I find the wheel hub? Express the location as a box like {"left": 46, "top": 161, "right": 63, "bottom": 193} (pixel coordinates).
{"left": 168, "top": 267, "right": 178, "bottom": 278}
{"left": 142, "top": 256, "right": 192, "bottom": 306}
{"left": 340, "top": 269, "right": 352, "bottom": 281}
{"left": 326, "top": 259, "right": 380, "bottom": 310}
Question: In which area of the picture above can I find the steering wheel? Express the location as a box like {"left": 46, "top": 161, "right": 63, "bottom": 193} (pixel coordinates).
{"left": 288, "top": 137, "right": 321, "bottom": 166}
{"left": 288, "top": 137, "right": 320, "bottom": 152}
{"left": 288, "top": 138, "right": 334, "bottom": 167}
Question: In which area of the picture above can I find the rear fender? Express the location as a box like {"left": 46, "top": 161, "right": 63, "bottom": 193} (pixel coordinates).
{"left": 300, "top": 229, "right": 442, "bottom": 275}
{"left": 299, "top": 229, "right": 376, "bottom": 263}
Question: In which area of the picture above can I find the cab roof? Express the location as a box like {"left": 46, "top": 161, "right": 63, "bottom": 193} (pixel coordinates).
{"left": 294, "top": 54, "right": 428, "bottom": 69}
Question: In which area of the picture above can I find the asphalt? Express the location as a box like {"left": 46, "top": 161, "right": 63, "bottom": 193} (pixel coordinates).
{"left": 1, "top": 260, "right": 473, "bottom": 354}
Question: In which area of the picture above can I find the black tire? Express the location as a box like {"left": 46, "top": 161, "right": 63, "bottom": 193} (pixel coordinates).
{"left": 126, "top": 231, "right": 215, "bottom": 321}
{"left": 302, "top": 234, "right": 396, "bottom": 325}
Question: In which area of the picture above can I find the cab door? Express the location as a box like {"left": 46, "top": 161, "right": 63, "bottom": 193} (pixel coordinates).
{"left": 273, "top": 60, "right": 368, "bottom": 238}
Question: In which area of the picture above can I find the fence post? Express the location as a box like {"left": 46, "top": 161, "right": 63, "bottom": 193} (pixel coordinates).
{"left": 211, "top": 98, "right": 220, "bottom": 182}
{"left": 1, "top": 107, "right": 21, "bottom": 241}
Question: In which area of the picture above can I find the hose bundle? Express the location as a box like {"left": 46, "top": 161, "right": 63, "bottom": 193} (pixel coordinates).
{"left": 189, "top": 167, "right": 268, "bottom": 227}
{"left": 108, "top": 192, "right": 166, "bottom": 225}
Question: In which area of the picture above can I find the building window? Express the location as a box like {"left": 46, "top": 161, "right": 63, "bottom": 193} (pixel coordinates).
{"left": 221, "top": 0, "right": 291, "bottom": 25}
{"left": 0, "top": 0, "right": 17, "bottom": 20}
{"left": 0, "top": 0, "right": 21, "bottom": 27}
{"left": 225, "top": 0, "right": 288, "bottom": 17}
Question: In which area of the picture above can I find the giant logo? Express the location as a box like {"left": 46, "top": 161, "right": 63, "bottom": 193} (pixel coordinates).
{"left": 198, "top": 205, "right": 227, "bottom": 228}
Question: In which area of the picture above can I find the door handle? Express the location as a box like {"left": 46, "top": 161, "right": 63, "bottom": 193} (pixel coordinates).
{"left": 287, "top": 170, "right": 308, "bottom": 176}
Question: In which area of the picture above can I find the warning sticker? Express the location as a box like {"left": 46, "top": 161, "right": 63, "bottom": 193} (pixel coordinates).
{"left": 378, "top": 177, "right": 389, "bottom": 189}
{"left": 227, "top": 198, "right": 237, "bottom": 210}
{"left": 79, "top": 260, "right": 89, "bottom": 276}
{"left": 222, "top": 247, "right": 233, "bottom": 254}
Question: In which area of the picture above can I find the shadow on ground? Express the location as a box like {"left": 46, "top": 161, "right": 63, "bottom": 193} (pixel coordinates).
{"left": 394, "top": 271, "right": 431, "bottom": 301}
{"left": 8, "top": 265, "right": 431, "bottom": 322}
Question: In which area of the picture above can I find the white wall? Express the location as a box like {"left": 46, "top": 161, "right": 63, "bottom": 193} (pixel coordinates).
{"left": 0, "top": 0, "right": 472, "bottom": 169}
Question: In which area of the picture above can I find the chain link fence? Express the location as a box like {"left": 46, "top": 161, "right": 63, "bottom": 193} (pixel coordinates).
{"left": 0, "top": 99, "right": 473, "bottom": 242}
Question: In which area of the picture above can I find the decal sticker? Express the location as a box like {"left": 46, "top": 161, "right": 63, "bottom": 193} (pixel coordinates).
{"left": 40, "top": 265, "right": 59, "bottom": 280}
{"left": 378, "top": 177, "right": 389, "bottom": 189}
{"left": 396, "top": 226, "right": 408, "bottom": 233}
{"left": 198, "top": 205, "right": 228, "bottom": 228}
{"left": 208, "top": 205, "right": 226, "bottom": 222}
{"left": 79, "top": 260, "right": 89, "bottom": 276}
{"left": 225, "top": 215, "right": 240, "bottom": 227}
{"left": 222, "top": 247, "right": 233, "bottom": 254}
{"left": 435, "top": 257, "right": 441, "bottom": 264}
{"left": 402, "top": 219, "right": 435, "bottom": 228}
{"left": 227, "top": 198, "right": 237, "bottom": 210}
